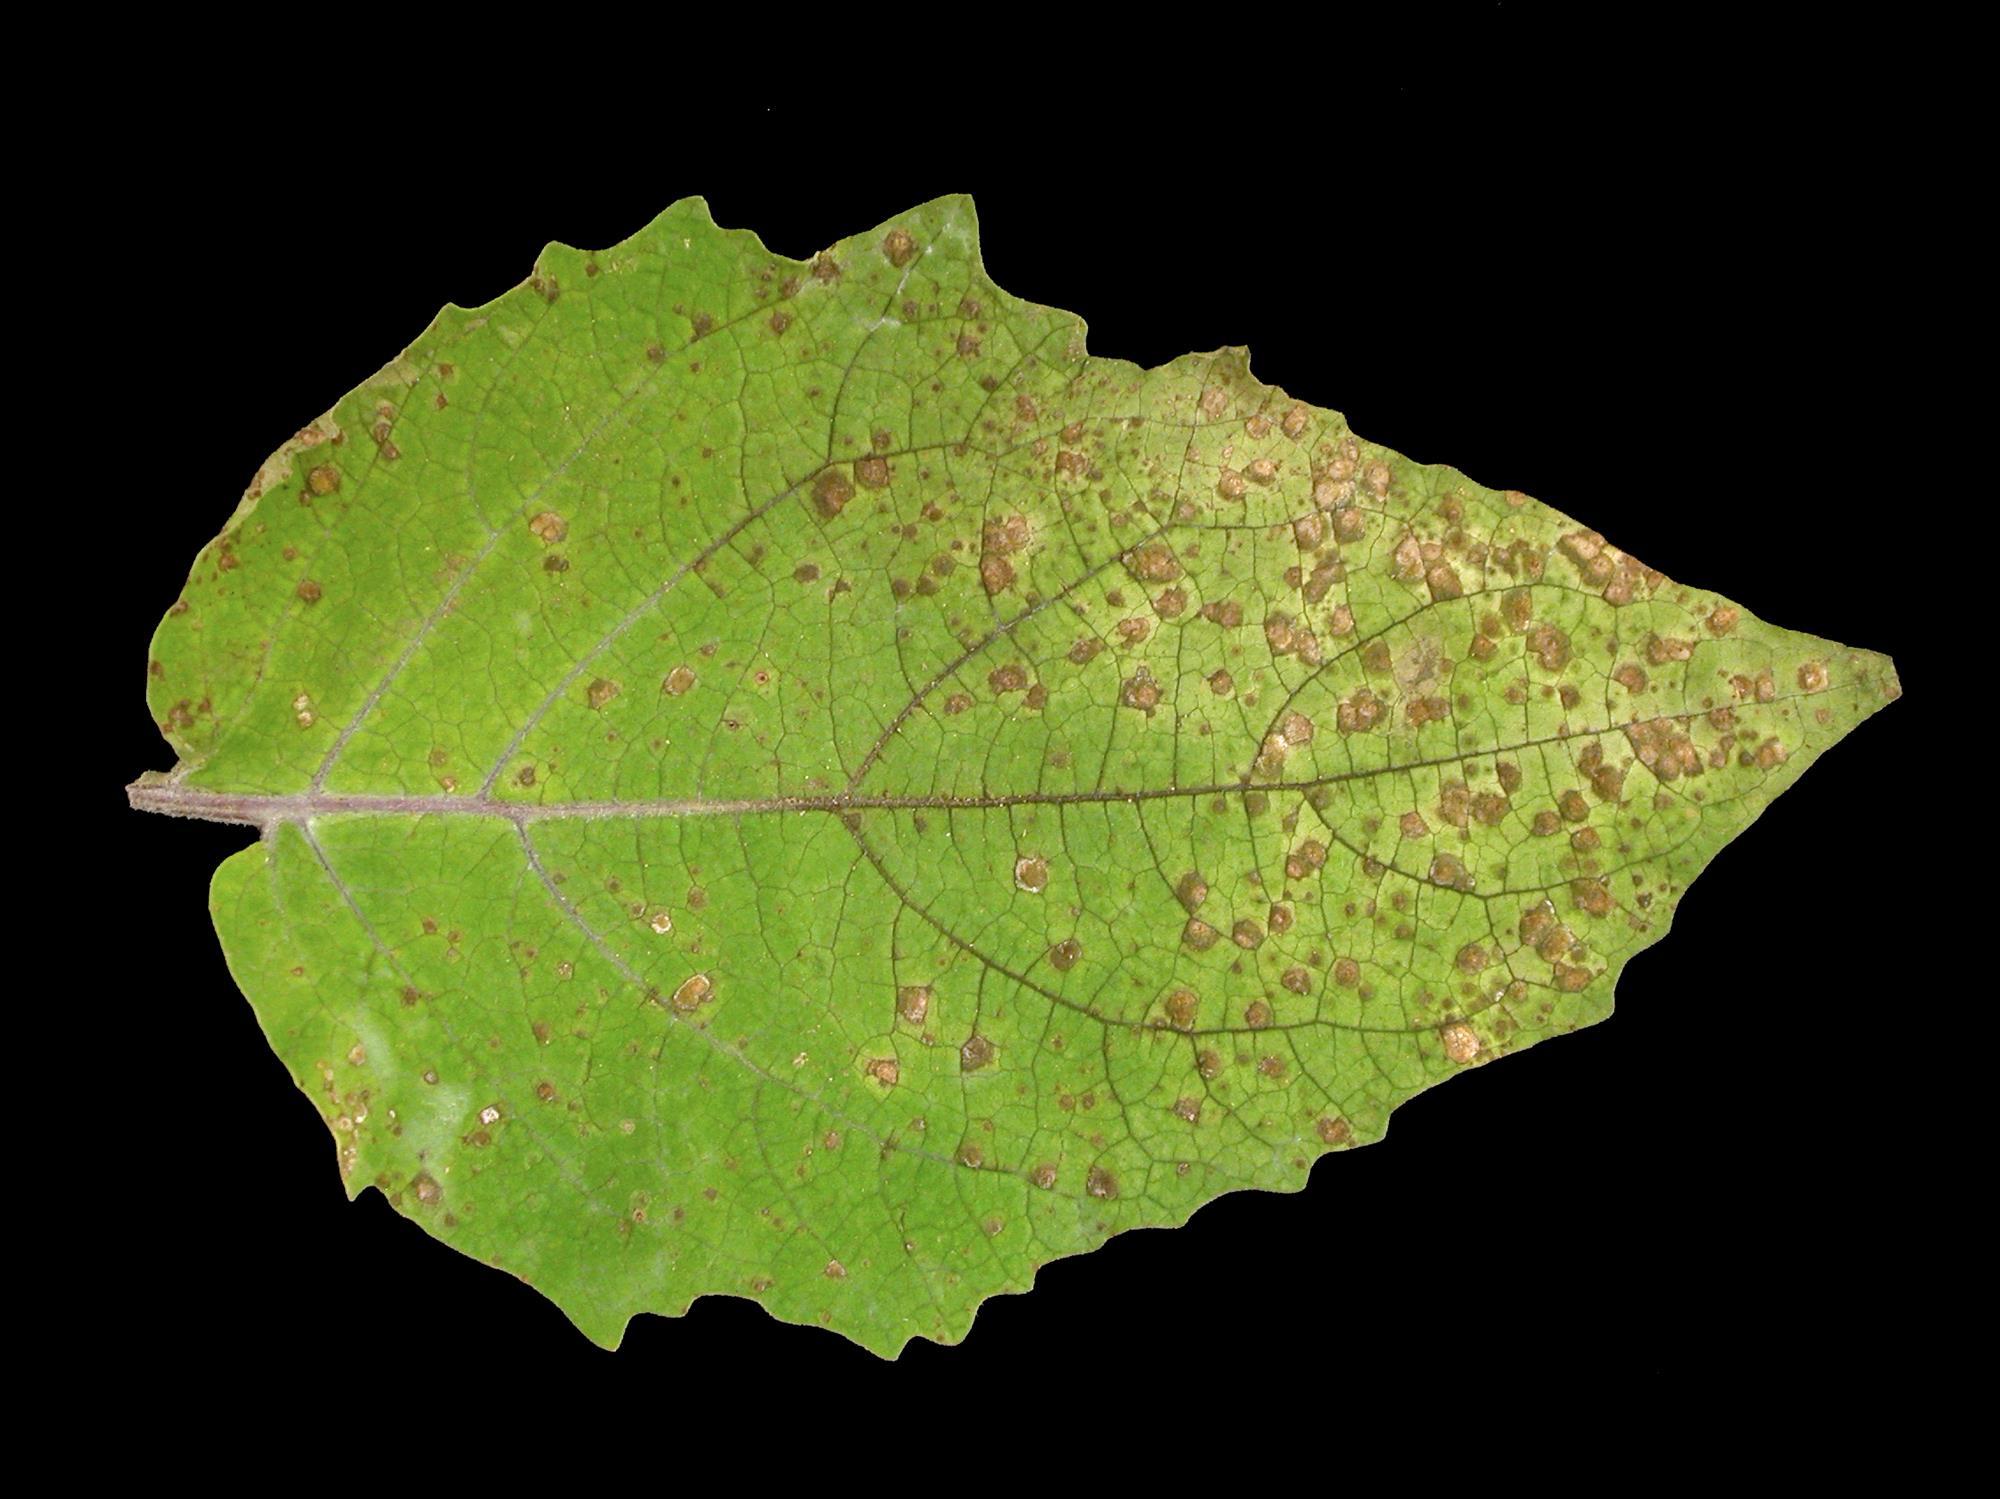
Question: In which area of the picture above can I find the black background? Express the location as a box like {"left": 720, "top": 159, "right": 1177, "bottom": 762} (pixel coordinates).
{"left": 93, "top": 15, "right": 1940, "bottom": 1423}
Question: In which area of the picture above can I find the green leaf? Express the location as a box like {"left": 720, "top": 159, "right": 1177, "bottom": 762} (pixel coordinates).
{"left": 130, "top": 194, "right": 1899, "bottom": 1356}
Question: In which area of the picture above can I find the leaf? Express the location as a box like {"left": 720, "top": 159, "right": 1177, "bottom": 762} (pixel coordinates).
{"left": 131, "top": 194, "right": 1899, "bottom": 1356}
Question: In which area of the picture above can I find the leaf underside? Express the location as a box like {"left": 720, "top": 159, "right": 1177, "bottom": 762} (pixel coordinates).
{"left": 135, "top": 195, "right": 1898, "bottom": 1356}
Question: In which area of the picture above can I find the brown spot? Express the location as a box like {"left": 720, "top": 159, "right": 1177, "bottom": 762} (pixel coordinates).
{"left": 812, "top": 468, "right": 854, "bottom": 518}
{"left": 1014, "top": 855, "right": 1050, "bottom": 893}
{"left": 1428, "top": 853, "right": 1473, "bottom": 891}
{"left": 989, "top": 664, "right": 1029, "bottom": 695}
{"left": 1125, "top": 542, "right": 1182, "bottom": 582}
{"left": 1798, "top": 661, "right": 1828, "bottom": 691}
{"left": 1285, "top": 839, "right": 1327, "bottom": 880}
{"left": 1316, "top": 1116, "right": 1353, "bottom": 1146}
{"left": 1526, "top": 624, "right": 1571, "bottom": 672}
{"left": 1174, "top": 873, "right": 1210, "bottom": 914}
{"left": 960, "top": 1034, "right": 995, "bottom": 1072}
{"left": 1162, "top": 988, "right": 1200, "bottom": 1030}
{"left": 1399, "top": 810, "right": 1431, "bottom": 840}
{"left": 1244, "top": 1000, "right": 1273, "bottom": 1029}
{"left": 897, "top": 985, "right": 931, "bottom": 1024}
{"left": 1085, "top": 1166, "right": 1118, "bottom": 1200}
{"left": 528, "top": 511, "right": 567, "bottom": 544}
{"left": 1456, "top": 943, "right": 1488, "bottom": 973}
{"left": 882, "top": 228, "right": 918, "bottom": 267}
{"left": 1624, "top": 719, "right": 1701, "bottom": 782}
{"left": 295, "top": 579, "right": 322, "bottom": 603}
{"left": 662, "top": 665, "right": 697, "bottom": 696}
{"left": 1174, "top": 1097, "right": 1202, "bottom": 1124}
{"left": 1336, "top": 689, "right": 1385, "bottom": 733}
{"left": 669, "top": 973, "right": 713, "bottom": 1012}
{"left": 866, "top": 1057, "right": 900, "bottom": 1086}
{"left": 1121, "top": 668, "right": 1162, "bottom": 712}
{"left": 1440, "top": 1023, "right": 1481, "bottom": 1065}
{"left": 411, "top": 1171, "right": 443, "bottom": 1205}
{"left": 587, "top": 678, "right": 620, "bottom": 710}
{"left": 1571, "top": 878, "right": 1613, "bottom": 917}
{"left": 1232, "top": 919, "right": 1264, "bottom": 950}
{"left": 1182, "top": 919, "right": 1221, "bottom": 952}
{"left": 307, "top": 464, "right": 341, "bottom": 496}
{"left": 1048, "top": 937, "right": 1083, "bottom": 971}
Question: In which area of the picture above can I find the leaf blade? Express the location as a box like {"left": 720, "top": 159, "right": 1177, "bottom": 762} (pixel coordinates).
{"left": 138, "top": 194, "right": 1899, "bottom": 1354}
